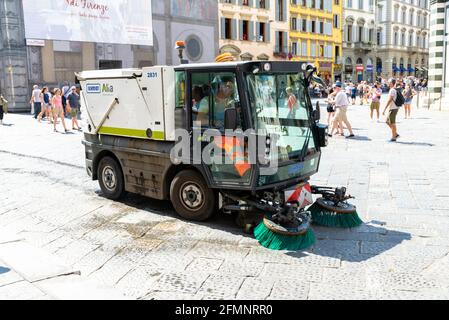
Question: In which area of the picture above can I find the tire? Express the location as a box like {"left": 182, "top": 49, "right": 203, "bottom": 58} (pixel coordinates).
{"left": 170, "top": 170, "right": 216, "bottom": 222}
{"left": 97, "top": 156, "right": 126, "bottom": 200}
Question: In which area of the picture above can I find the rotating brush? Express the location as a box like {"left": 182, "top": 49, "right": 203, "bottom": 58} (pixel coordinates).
{"left": 309, "top": 186, "right": 363, "bottom": 228}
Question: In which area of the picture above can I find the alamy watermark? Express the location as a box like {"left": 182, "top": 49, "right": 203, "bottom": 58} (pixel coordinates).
{"left": 170, "top": 123, "right": 280, "bottom": 176}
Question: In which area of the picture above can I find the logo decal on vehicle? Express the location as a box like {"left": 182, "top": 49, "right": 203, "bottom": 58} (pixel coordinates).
{"left": 86, "top": 83, "right": 101, "bottom": 94}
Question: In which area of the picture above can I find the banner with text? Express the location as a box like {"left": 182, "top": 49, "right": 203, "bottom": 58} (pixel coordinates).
{"left": 22, "top": 0, "right": 153, "bottom": 46}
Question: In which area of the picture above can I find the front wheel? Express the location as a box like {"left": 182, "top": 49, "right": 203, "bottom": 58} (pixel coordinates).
{"left": 98, "top": 156, "right": 125, "bottom": 200}
{"left": 170, "top": 170, "right": 216, "bottom": 221}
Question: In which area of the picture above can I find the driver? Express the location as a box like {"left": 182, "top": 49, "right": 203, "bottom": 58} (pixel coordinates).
{"left": 197, "top": 76, "right": 236, "bottom": 128}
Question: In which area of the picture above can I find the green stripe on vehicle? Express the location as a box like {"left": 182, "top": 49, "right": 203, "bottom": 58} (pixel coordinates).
{"left": 99, "top": 127, "right": 165, "bottom": 140}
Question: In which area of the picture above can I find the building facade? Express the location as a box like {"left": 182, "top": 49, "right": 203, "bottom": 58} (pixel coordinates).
{"left": 0, "top": 0, "right": 218, "bottom": 112}
{"left": 218, "top": 0, "right": 289, "bottom": 61}
{"left": 427, "top": 0, "right": 449, "bottom": 110}
{"left": 376, "top": 0, "right": 430, "bottom": 80}
{"left": 342, "top": 0, "right": 377, "bottom": 82}
{"left": 289, "top": 0, "right": 344, "bottom": 83}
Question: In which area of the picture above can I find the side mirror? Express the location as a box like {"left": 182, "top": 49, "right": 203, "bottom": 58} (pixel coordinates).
{"left": 225, "top": 107, "right": 238, "bottom": 131}
{"left": 313, "top": 101, "right": 321, "bottom": 122}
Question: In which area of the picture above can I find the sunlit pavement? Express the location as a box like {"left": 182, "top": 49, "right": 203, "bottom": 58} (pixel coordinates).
{"left": 1, "top": 99, "right": 449, "bottom": 300}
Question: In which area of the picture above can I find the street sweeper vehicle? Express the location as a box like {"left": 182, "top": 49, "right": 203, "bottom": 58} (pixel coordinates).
{"left": 77, "top": 60, "right": 362, "bottom": 251}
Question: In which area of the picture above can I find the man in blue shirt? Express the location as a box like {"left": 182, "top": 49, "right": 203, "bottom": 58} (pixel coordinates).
{"left": 67, "top": 86, "right": 82, "bottom": 131}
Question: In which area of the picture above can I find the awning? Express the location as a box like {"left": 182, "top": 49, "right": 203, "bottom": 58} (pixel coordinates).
{"left": 393, "top": 66, "right": 399, "bottom": 72}
{"left": 400, "top": 67, "right": 407, "bottom": 72}
{"left": 408, "top": 67, "right": 415, "bottom": 72}
{"left": 422, "top": 67, "right": 428, "bottom": 71}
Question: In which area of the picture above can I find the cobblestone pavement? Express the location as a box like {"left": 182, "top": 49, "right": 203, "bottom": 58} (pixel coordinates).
{"left": 1, "top": 99, "right": 449, "bottom": 300}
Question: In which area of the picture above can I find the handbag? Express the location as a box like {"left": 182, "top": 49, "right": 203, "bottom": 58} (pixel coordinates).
{"left": 66, "top": 104, "right": 72, "bottom": 114}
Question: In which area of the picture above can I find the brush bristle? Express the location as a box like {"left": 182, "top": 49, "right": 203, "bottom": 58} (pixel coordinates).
{"left": 309, "top": 203, "right": 363, "bottom": 228}
{"left": 254, "top": 223, "right": 316, "bottom": 251}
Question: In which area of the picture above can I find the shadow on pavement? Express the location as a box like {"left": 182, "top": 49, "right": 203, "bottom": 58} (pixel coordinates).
{"left": 99, "top": 192, "right": 412, "bottom": 262}
{"left": 395, "top": 141, "right": 435, "bottom": 147}
{"left": 286, "top": 222, "right": 412, "bottom": 263}
{"left": 350, "top": 136, "right": 372, "bottom": 141}
{"left": 0, "top": 123, "right": 14, "bottom": 127}
{"left": 0, "top": 266, "right": 11, "bottom": 275}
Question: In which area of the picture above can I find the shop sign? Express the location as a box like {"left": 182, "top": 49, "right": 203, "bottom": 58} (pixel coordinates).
{"left": 366, "top": 65, "right": 373, "bottom": 72}
{"left": 319, "top": 62, "right": 332, "bottom": 72}
{"left": 356, "top": 65, "right": 364, "bottom": 72}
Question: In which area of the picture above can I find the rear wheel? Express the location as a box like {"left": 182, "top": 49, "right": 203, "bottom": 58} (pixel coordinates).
{"left": 170, "top": 170, "right": 216, "bottom": 221}
{"left": 98, "top": 156, "right": 125, "bottom": 200}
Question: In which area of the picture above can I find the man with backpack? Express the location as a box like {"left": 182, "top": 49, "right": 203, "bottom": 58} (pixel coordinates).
{"left": 382, "top": 79, "right": 404, "bottom": 142}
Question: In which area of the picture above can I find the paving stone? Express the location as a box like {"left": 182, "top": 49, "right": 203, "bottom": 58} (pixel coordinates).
{"left": 260, "top": 264, "right": 324, "bottom": 283}
{"left": 236, "top": 278, "right": 275, "bottom": 300}
{"left": 186, "top": 242, "right": 250, "bottom": 261}
{"left": 185, "top": 258, "right": 224, "bottom": 273}
{"left": 197, "top": 274, "right": 245, "bottom": 299}
{"left": 367, "top": 271, "right": 441, "bottom": 291}
{"left": 116, "top": 265, "right": 164, "bottom": 299}
{"left": 267, "top": 279, "right": 310, "bottom": 300}
{"left": 152, "top": 272, "right": 210, "bottom": 294}
{"left": 0, "top": 281, "right": 48, "bottom": 300}
{"left": 139, "top": 251, "right": 194, "bottom": 272}
{"left": 143, "top": 291, "right": 203, "bottom": 300}
{"left": 218, "top": 260, "right": 265, "bottom": 277}
{"left": 308, "top": 283, "right": 375, "bottom": 300}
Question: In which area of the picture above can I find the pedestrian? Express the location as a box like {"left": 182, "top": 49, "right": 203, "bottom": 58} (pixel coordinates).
{"left": 30, "top": 85, "right": 42, "bottom": 120}
{"left": 403, "top": 84, "right": 417, "bottom": 119}
{"left": 37, "top": 87, "right": 52, "bottom": 123}
{"left": 382, "top": 79, "right": 403, "bottom": 142}
{"left": 357, "top": 82, "right": 364, "bottom": 105}
{"left": 0, "top": 93, "right": 8, "bottom": 126}
{"left": 326, "top": 84, "right": 337, "bottom": 126}
{"left": 328, "top": 81, "right": 355, "bottom": 139}
{"left": 51, "top": 88, "right": 69, "bottom": 133}
{"left": 370, "top": 82, "right": 382, "bottom": 121}
{"left": 351, "top": 83, "right": 357, "bottom": 105}
{"left": 67, "top": 86, "right": 82, "bottom": 131}
{"left": 61, "top": 82, "right": 71, "bottom": 116}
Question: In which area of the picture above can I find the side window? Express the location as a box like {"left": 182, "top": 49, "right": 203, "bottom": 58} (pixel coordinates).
{"left": 191, "top": 73, "right": 211, "bottom": 127}
{"left": 175, "top": 71, "right": 185, "bottom": 109}
{"left": 191, "top": 72, "right": 242, "bottom": 130}
{"left": 210, "top": 72, "right": 240, "bottom": 129}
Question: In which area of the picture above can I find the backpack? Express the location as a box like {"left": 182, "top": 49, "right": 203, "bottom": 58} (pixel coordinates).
{"left": 394, "top": 87, "right": 405, "bottom": 107}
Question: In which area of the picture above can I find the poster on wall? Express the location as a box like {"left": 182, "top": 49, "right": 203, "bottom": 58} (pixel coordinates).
{"left": 22, "top": 0, "right": 153, "bottom": 46}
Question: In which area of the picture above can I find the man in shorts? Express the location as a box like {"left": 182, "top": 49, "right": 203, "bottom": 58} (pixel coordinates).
{"left": 382, "top": 79, "right": 400, "bottom": 142}
{"left": 329, "top": 81, "right": 355, "bottom": 139}
{"left": 67, "top": 86, "right": 82, "bottom": 131}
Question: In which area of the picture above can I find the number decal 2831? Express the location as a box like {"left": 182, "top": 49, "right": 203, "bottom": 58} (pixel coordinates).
{"left": 147, "top": 72, "right": 158, "bottom": 78}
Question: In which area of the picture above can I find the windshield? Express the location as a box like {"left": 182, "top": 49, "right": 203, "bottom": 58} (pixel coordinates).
{"left": 246, "top": 72, "right": 315, "bottom": 164}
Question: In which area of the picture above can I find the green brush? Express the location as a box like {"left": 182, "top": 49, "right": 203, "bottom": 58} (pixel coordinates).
{"left": 309, "top": 198, "right": 363, "bottom": 228}
{"left": 254, "top": 216, "right": 315, "bottom": 251}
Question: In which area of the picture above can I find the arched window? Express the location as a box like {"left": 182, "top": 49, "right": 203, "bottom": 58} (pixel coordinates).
{"left": 401, "top": 33, "right": 405, "bottom": 46}
{"left": 357, "top": 57, "right": 363, "bottom": 65}
{"left": 409, "top": 33, "right": 413, "bottom": 46}
{"left": 402, "top": 9, "right": 406, "bottom": 24}
{"left": 394, "top": 32, "right": 398, "bottom": 46}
